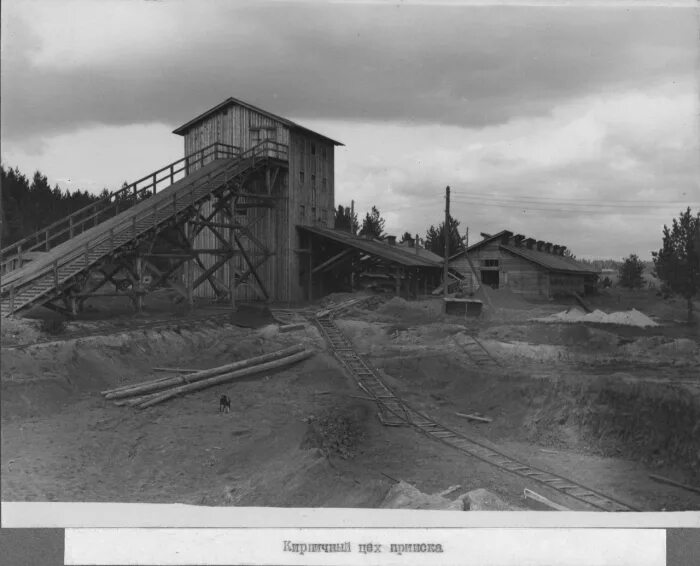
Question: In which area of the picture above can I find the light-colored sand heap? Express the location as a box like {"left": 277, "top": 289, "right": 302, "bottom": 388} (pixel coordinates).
{"left": 535, "top": 307, "right": 659, "bottom": 328}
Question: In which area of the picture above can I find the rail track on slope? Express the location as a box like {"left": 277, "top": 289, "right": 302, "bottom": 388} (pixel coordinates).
{"left": 314, "top": 310, "right": 637, "bottom": 512}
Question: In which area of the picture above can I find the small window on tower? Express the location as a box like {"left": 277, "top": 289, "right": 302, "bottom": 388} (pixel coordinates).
{"left": 300, "top": 205, "right": 306, "bottom": 220}
{"left": 311, "top": 143, "right": 316, "bottom": 155}
{"left": 322, "top": 178, "right": 327, "bottom": 192}
{"left": 322, "top": 147, "right": 327, "bottom": 161}
{"left": 299, "top": 171, "right": 305, "bottom": 185}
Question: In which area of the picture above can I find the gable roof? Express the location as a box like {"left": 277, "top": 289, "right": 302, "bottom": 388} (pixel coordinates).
{"left": 298, "top": 225, "right": 443, "bottom": 268}
{"left": 500, "top": 244, "right": 598, "bottom": 275}
{"left": 448, "top": 230, "right": 510, "bottom": 261}
{"left": 172, "top": 97, "right": 344, "bottom": 146}
{"left": 449, "top": 228, "right": 598, "bottom": 275}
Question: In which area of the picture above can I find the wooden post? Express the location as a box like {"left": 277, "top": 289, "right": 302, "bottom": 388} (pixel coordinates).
{"left": 186, "top": 222, "right": 194, "bottom": 310}
{"left": 395, "top": 267, "right": 401, "bottom": 297}
{"left": 69, "top": 216, "right": 74, "bottom": 238}
{"left": 68, "top": 295, "right": 78, "bottom": 316}
{"left": 229, "top": 199, "right": 236, "bottom": 312}
{"left": 443, "top": 185, "right": 450, "bottom": 310}
{"left": 153, "top": 174, "right": 157, "bottom": 195}
{"left": 9, "top": 284, "right": 15, "bottom": 312}
{"left": 135, "top": 256, "right": 144, "bottom": 312}
{"left": 308, "top": 236, "right": 313, "bottom": 301}
{"left": 17, "top": 244, "right": 22, "bottom": 266}
{"left": 170, "top": 164, "right": 175, "bottom": 185}
{"left": 53, "top": 260, "right": 59, "bottom": 288}
{"left": 45, "top": 230, "right": 50, "bottom": 251}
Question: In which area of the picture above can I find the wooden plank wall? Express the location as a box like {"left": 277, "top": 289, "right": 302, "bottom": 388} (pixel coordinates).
{"left": 179, "top": 102, "right": 337, "bottom": 303}
{"left": 183, "top": 104, "right": 289, "bottom": 156}
{"left": 452, "top": 241, "right": 587, "bottom": 298}
{"left": 464, "top": 242, "right": 549, "bottom": 297}
{"left": 287, "top": 129, "right": 335, "bottom": 302}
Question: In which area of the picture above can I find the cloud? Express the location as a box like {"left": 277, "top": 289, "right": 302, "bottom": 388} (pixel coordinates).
{"left": 1, "top": 1, "right": 696, "bottom": 260}
{"left": 1, "top": 2, "right": 696, "bottom": 145}
{"left": 324, "top": 81, "right": 699, "bottom": 259}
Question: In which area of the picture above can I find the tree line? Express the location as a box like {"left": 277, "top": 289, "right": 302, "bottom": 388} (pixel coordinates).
{"left": 335, "top": 203, "right": 700, "bottom": 321}
{"left": 1, "top": 165, "right": 106, "bottom": 246}
{"left": 334, "top": 203, "right": 466, "bottom": 257}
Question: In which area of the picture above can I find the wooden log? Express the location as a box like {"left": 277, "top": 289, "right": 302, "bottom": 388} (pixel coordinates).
{"left": 136, "top": 349, "right": 313, "bottom": 409}
{"left": 100, "top": 375, "right": 175, "bottom": 396}
{"left": 279, "top": 323, "right": 306, "bottom": 333}
{"left": 112, "top": 392, "right": 162, "bottom": 407}
{"left": 648, "top": 474, "right": 700, "bottom": 495}
{"left": 523, "top": 488, "right": 570, "bottom": 511}
{"left": 105, "top": 344, "right": 305, "bottom": 400}
{"left": 456, "top": 412, "right": 493, "bottom": 423}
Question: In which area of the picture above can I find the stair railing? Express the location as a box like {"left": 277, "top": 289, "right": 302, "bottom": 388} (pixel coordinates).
{"left": 1, "top": 140, "right": 288, "bottom": 307}
{"left": 0, "top": 142, "right": 239, "bottom": 273}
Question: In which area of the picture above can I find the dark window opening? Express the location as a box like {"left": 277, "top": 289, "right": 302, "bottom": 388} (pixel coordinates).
{"left": 311, "top": 143, "right": 316, "bottom": 155}
{"left": 299, "top": 171, "right": 305, "bottom": 184}
{"left": 322, "top": 147, "right": 327, "bottom": 161}
{"left": 481, "top": 270, "right": 499, "bottom": 288}
{"left": 483, "top": 259, "right": 499, "bottom": 267}
{"left": 322, "top": 178, "right": 327, "bottom": 192}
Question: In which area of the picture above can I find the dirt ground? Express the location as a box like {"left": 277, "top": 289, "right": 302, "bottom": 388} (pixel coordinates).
{"left": 2, "top": 288, "right": 699, "bottom": 511}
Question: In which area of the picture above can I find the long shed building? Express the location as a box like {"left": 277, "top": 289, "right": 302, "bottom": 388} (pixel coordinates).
{"left": 172, "top": 97, "right": 343, "bottom": 303}
{"left": 450, "top": 230, "right": 599, "bottom": 298}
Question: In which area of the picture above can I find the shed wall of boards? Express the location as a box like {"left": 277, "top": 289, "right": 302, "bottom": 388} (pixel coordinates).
{"left": 179, "top": 102, "right": 335, "bottom": 303}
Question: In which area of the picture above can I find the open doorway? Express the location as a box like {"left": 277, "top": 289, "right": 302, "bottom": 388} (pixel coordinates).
{"left": 480, "top": 270, "right": 499, "bottom": 289}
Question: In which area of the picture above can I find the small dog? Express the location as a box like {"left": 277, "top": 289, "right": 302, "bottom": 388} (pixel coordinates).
{"left": 219, "top": 394, "right": 231, "bottom": 413}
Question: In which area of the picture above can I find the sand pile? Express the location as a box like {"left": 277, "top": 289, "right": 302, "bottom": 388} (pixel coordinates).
{"left": 381, "top": 481, "right": 522, "bottom": 510}
{"left": 535, "top": 308, "right": 659, "bottom": 328}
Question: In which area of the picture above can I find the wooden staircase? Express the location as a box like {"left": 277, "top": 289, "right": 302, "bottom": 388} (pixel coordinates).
{"left": 1, "top": 141, "right": 288, "bottom": 317}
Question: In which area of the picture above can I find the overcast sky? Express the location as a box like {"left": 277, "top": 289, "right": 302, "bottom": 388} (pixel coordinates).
{"left": 2, "top": 0, "right": 698, "bottom": 259}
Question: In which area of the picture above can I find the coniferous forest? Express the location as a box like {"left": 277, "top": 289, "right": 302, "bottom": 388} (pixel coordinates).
{"left": 1, "top": 164, "right": 106, "bottom": 247}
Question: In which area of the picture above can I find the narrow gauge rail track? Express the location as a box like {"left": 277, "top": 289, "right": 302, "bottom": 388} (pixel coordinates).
{"left": 314, "top": 312, "right": 637, "bottom": 512}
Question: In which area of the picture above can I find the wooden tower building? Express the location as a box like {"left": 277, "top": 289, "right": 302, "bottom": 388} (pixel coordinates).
{"left": 172, "top": 97, "right": 343, "bottom": 304}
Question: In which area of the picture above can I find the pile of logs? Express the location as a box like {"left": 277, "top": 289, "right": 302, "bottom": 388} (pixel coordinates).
{"left": 101, "top": 344, "right": 313, "bottom": 409}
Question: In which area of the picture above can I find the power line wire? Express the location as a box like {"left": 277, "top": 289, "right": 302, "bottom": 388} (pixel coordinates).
{"left": 449, "top": 195, "right": 696, "bottom": 209}
{"left": 449, "top": 192, "right": 693, "bottom": 205}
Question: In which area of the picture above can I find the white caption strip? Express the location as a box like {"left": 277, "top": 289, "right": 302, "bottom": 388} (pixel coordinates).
{"left": 65, "top": 527, "right": 665, "bottom": 566}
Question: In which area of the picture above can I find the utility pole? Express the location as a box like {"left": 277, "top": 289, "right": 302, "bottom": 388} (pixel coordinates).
{"left": 443, "top": 186, "right": 450, "bottom": 307}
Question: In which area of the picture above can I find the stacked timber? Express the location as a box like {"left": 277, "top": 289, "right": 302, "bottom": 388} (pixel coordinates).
{"left": 101, "top": 344, "right": 313, "bottom": 409}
